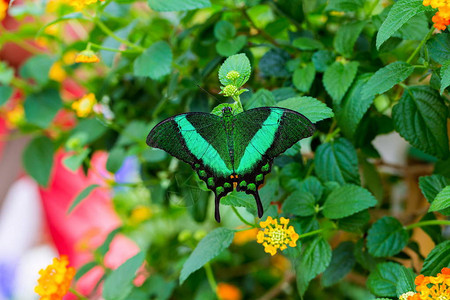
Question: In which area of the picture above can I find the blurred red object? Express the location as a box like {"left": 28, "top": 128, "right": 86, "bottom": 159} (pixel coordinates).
{"left": 39, "top": 152, "right": 140, "bottom": 297}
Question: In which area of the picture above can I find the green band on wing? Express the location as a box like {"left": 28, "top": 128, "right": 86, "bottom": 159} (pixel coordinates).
{"left": 236, "top": 110, "right": 283, "bottom": 173}
{"left": 175, "top": 115, "right": 232, "bottom": 177}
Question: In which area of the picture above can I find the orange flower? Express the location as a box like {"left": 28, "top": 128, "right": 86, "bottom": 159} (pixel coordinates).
{"left": 408, "top": 267, "right": 450, "bottom": 299}
{"left": 216, "top": 282, "right": 242, "bottom": 300}
{"left": 0, "top": 1, "right": 7, "bottom": 21}
{"left": 423, "top": 0, "right": 450, "bottom": 30}
{"left": 34, "top": 255, "right": 76, "bottom": 300}
{"left": 75, "top": 50, "right": 100, "bottom": 63}
{"left": 256, "top": 216, "right": 299, "bottom": 256}
{"left": 233, "top": 228, "right": 258, "bottom": 245}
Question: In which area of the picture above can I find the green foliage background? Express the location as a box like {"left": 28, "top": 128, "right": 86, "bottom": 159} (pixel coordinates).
{"left": 1, "top": 0, "right": 450, "bottom": 299}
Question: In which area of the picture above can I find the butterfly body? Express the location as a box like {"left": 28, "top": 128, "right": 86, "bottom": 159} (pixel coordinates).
{"left": 147, "top": 106, "right": 315, "bottom": 222}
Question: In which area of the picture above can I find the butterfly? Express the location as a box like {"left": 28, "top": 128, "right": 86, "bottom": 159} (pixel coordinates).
{"left": 147, "top": 106, "right": 315, "bottom": 222}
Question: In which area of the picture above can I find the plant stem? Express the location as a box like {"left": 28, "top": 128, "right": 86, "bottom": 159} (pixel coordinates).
{"left": 232, "top": 95, "right": 244, "bottom": 111}
{"left": 298, "top": 228, "right": 327, "bottom": 240}
{"left": 406, "top": 27, "right": 435, "bottom": 64}
{"left": 69, "top": 288, "right": 88, "bottom": 300}
{"left": 89, "top": 42, "right": 141, "bottom": 54}
{"left": 204, "top": 263, "right": 217, "bottom": 293}
{"left": 93, "top": 18, "right": 145, "bottom": 52}
{"left": 232, "top": 206, "right": 256, "bottom": 227}
{"left": 405, "top": 219, "right": 450, "bottom": 230}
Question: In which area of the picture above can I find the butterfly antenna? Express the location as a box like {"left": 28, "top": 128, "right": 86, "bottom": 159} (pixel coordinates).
{"left": 196, "top": 83, "right": 221, "bottom": 104}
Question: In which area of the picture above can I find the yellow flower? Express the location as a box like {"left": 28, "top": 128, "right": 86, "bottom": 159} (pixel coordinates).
{"left": 5, "top": 105, "right": 24, "bottom": 128}
{"left": 407, "top": 267, "right": 450, "bottom": 299}
{"left": 256, "top": 216, "right": 299, "bottom": 256}
{"left": 423, "top": 0, "right": 450, "bottom": 30}
{"left": 70, "top": 0, "right": 104, "bottom": 10}
{"left": 0, "top": 1, "right": 7, "bottom": 21}
{"left": 72, "top": 93, "right": 96, "bottom": 117}
{"left": 75, "top": 50, "right": 100, "bottom": 63}
{"left": 63, "top": 51, "right": 77, "bottom": 65}
{"left": 216, "top": 282, "right": 242, "bottom": 300}
{"left": 34, "top": 255, "right": 76, "bottom": 300}
{"left": 129, "top": 206, "right": 152, "bottom": 225}
{"left": 49, "top": 62, "right": 67, "bottom": 82}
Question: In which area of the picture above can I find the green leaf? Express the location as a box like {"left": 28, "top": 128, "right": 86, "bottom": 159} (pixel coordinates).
{"left": 259, "top": 48, "right": 290, "bottom": 77}
{"left": 323, "top": 61, "right": 359, "bottom": 104}
{"left": 367, "top": 262, "right": 403, "bottom": 297}
{"left": 326, "top": 0, "right": 364, "bottom": 12}
{"left": 315, "top": 138, "right": 360, "bottom": 185}
{"left": 392, "top": 86, "right": 449, "bottom": 159}
{"left": 23, "top": 136, "right": 54, "bottom": 187}
{"left": 334, "top": 21, "right": 366, "bottom": 57}
{"left": 103, "top": 252, "right": 146, "bottom": 300}
{"left": 282, "top": 191, "right": 316, "bottom": 216}
{"left": 296, "top": 237, "right": 332, "bottom": 296}
{"left": 63, "top": 148, "right": 90, "bottom": 172}
{"left": 299, "top": 177, "right": 324, "bottom": 202}
{"left": 96, "top": 228, "right": 121, "bottom": 257}
{"left": 68, "top": 184, "right": 100, "bottom": 214}
{"left": 427, "top": 32, "right": 450, "bottom": 64}
{"left": 293, "top": 63, "right": 316, "bottom": 93}
{"left": 419, "top": 175, "right": 450, "bottom": 215}
{"left": 106, "top": 147, "right": 127, "bottom": 173}
{"left": 218, "top": 53, "right": 251, "bottom": 87}
{"left": 429, "top": 186, "right": 450, "bottom": 212}
{"left": 0, "top": 85, "right": 13, "bottom": 106}
{"left": 24, "top": 89, "right": 62, "bottom": 128}
{"left": 367, "top": 216, "right": 409, "bottom": 257}
{"left": 362, "top": 62, "right": 414, "bottom": 99}
{"left": 337, "top": 210, "right": 370, "bottom": 233}
{"left": 336, "top": 74, "right": 375, "bottom": 139}
{"left": 376, "top": 0, "right": 431, "bottom": 49}
{"left": 214, "top": 20, "right": 236, "bottom": 40}
{"left": 323, "top": 184, "right": 377, "bottom": 219}
{"left": 0, "top": 62, "right": 14, "bottom": 85}
{"left": 312, "top": 50, "right": 336, "bottom": 72}
{"left": 292, "top": 37, "right": 323, "bottom": 50}
{"left": 147, "top": 0, "right": 211, "bottom": 11}
{"left": 71, "top": 118, "right": 107, "bottom": 146}
{"left": 216, "top": 36, "right": 247, "bottom": 57}
{"left": 74, "top": 261, "right": 98, "bottom": 281}
{"left": 101, "top": 22, "right": 136, "bottom": 67}
{"left": 440, "top": 61, "right": 450, "bottom": 95}
{"left": 180, "top": 228, "right": 235, "bottom": 284}
{"left": 396, "top": 266, "right": 416, "bottom": 297}
{"left": 244, "top": 89, "right": 276, "bottom": 109}
{"left": 134, "top": 41, "right": 172, "bottom": 79}
{"left": 117, "top": 121, "right": 149, "bottom": 146}
{"left": 19, "top": 54, "right": 54, "bottom": 86}
{"left": 321, "top": 242, "right": 355, "bottom": 287}
{"left": 421, "top": 240, "right": 450, "bottom": 275}
{"left": 277, "top": 96, "right": 334, "bottom": 123}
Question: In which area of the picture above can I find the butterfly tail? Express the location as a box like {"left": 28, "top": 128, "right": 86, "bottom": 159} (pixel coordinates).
{"left": 254, "top": 192, "right": 264, "bottom": 218}
{"left": 214, "top": 195, "right": 221, "bottom": 223}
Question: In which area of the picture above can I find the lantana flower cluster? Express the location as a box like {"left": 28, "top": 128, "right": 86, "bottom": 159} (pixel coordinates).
{"left": 423, "top": 0, "right": 450, "bottom": 30}
{"left": 257, "top": 216, "right": 299, "bottom": 256}
{"left": 35, "top": 255, "right": 76, "bottom": 300}
{"left": 399, "top": 267, "right": 450, "bottom": 300}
